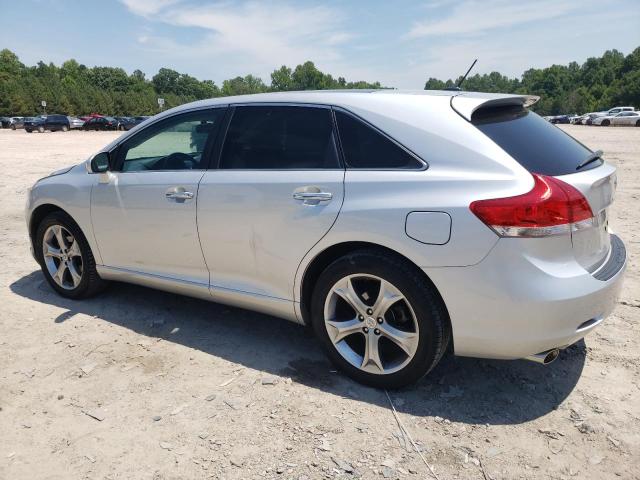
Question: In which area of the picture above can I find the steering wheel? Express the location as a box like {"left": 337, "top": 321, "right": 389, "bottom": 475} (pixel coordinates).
{"left": 157, "top": 152, "right": 194, "bottom": 170}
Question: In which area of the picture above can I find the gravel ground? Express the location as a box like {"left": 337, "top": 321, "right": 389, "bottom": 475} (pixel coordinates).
{"left": 0, "top": 125, "right": 638, "bottom": 480}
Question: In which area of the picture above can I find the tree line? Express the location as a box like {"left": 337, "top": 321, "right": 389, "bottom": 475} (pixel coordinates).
{"left": 425, "top": 48, "right": 639, "bottom": 115}
{"left": 0, "top": 49, "right": 381, "bottom": 116}
{"left": 1, "top": 47, "right": 638, "bottom": 117}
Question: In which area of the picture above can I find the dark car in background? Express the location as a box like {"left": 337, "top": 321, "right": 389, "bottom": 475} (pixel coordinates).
{"left": 114, "top": 116, "right": 147, "bottom": 131}
{"left": 0, "top": 117, "right": 11, "bottom": 128}
{"left": 549, "top": 115, "right": 571, "bottom": 124}
{"left": 82, "top": 116, "right": 119, "bottom": 131}
{"left": 24, "top": 114, "right": 70, "bottom": 133}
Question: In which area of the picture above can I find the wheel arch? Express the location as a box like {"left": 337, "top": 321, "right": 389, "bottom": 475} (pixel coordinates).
{"left": 29, "top": 204, "right": 90, "bottom": 253}
{"left": 298, "top": 241, "right": 451, "bottom": 330}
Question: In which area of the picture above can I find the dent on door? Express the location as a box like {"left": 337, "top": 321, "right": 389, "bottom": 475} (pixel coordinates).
{"left": 197, "top": 170, "right": 345, "bottom": 302}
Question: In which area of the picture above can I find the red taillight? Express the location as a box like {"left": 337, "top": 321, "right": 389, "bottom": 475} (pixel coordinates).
{"left": 470, "top": 173, "right": 594, "bottom": 237}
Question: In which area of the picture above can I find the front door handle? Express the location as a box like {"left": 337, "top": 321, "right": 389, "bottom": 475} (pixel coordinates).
{"left": 293, "top": 187, "right": 333, "bottom": 205}
{"left": 165, "top": 187, "right": 194, "bottom": 202}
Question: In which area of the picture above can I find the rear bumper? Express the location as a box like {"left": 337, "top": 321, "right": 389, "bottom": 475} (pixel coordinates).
{"left": 425, "top": 234, "right": 626, "bottom": 360}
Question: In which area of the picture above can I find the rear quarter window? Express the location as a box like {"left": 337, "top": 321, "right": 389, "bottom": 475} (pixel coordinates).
{"left": 335, "top": 110, "right": 424, "bottom": 169}
{"left": 472, "top": 106, "right": 601, "bottom": 176}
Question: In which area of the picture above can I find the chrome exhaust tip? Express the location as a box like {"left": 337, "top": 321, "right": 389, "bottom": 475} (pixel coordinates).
{"left": 525, "top": 348, "right": 560, "bottom": 365}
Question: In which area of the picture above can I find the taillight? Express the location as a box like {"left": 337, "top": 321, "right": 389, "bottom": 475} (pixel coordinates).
{"left": 470, "top": 173, "right": 594, "bottom": 237}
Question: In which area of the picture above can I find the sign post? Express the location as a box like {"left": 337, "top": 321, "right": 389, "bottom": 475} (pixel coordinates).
{"left": 41, "top": 100, "right": 47, "bottom": 114}
{"left": 157, "top": 98, "right": 165, "bottom": 112}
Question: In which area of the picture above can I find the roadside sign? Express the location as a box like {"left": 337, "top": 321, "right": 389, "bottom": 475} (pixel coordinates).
{"left": 41, "top": 100, "right": 46, "bottom": 107}
{"left": 157, "top": 98, "right": 165, "bottom": 106}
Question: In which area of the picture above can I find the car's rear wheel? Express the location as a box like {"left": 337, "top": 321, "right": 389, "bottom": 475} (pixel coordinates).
{"left": 602, "top": 120, "right": 610, "bottom": 126}
{"left": 636, "top": 119, "right": 640, "bottom": 127}
{"left": 26, "top": 129, "right": 32, "bottom": 133}
{"left": 11, "top": 124, "right": 16, "bottom": 130}
{"left": 311, "top": 249, "right": 450, "bottom": 388}
{"left": 61, "top": 125, "right": 69, "bottom": 132}
{"left": 35, "top": 211, "right": 107, "bottom": 299}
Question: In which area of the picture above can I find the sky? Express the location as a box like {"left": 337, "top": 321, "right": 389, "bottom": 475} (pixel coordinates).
{"left": 1, "top": 0, "right": 639, "bottom": 89}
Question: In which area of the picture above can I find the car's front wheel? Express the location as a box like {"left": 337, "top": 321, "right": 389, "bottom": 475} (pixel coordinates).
{"left": 311, "top": 249, "right": 450, "bottom": 388}
{"left": 35, "top": 211, "right": 107, "bottom": 299}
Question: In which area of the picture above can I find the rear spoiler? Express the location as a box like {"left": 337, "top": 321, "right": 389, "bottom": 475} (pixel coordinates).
{"left": 451, "top": 93, "right": 539, "bottom": 121}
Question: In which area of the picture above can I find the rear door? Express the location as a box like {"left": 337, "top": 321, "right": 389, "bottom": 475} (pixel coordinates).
{"left": 471, "top": 105, "right": 615, "bottom": 272}
{"left": 197, "top": 104, "right": 344, "bottom": 300}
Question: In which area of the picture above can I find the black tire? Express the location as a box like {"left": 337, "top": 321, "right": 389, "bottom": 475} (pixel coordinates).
{"left": 35, "top": 211, "right": 107, "bottom": 299}
{"left": 26, "top": 129, "right": 32, "bottom": 133}
{"left": 37, "top": 126, "right": 45, "bottom": 133}
{"left": 11, "top": 124, "right": 16, "bottom": 130}
{"left": 61, "top": 125, "right": 69, "bottom": 132}
{"left": 636, "top": 120, "right": 640, "bottom": 127}
{"left": 310, "top": 249, "right": 450, "bottom": 388}
{"left": 602, "top": 120, "right": 610, "bottom": 126}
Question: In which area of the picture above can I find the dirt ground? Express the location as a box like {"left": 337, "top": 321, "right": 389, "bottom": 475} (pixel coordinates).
{"left": 0, "top": 125, "right": 638, "bottom": 480}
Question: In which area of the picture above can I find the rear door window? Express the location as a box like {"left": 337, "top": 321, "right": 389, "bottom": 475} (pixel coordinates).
{"left": 335, "top": 110, "right": 424, "bottom": 169}
{"left": 219, "top": 106, "right": 339, "bottom": 169}
{"left": 472, "top": 106, "right": 600, "bottom": 176}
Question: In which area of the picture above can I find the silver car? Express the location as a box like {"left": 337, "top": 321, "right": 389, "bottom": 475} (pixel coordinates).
{"left": 25, "top": 91, "right": 626, "bottom": 387}
{"left": 593, "top": 110, "right": 640, "bottom": 127}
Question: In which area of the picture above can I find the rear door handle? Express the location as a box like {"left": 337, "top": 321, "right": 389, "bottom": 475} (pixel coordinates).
{"left": 165, "top": 187, "right": 194, "bottom": 202}
{"left": 293, "top": 187, "right": 333, "bottom": 205}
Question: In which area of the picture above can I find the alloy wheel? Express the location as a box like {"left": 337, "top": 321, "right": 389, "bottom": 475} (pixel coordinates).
{"left": 323, "top": 274, "right": 419, "bottom": 375}
{"left": 42, "top": 224, "right": 83, "bottom": 290}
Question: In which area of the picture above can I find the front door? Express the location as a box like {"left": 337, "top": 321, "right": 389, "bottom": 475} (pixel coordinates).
{"left": 198, "top": 105, "right": 345, "bottom": 300}
{"left": 91, "top": 108, "right": 226, "bottom": 284}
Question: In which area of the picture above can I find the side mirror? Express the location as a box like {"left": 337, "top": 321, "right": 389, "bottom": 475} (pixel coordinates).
{"left": 90, "top": 152, "right": 110, "bottom": 173}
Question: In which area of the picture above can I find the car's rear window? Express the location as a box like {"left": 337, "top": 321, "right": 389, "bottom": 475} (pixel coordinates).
{"left": 472, "top": 106, "right": 601, "bottom": 176}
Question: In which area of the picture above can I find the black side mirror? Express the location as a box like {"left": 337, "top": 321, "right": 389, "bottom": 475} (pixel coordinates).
{"left": 90, "top": 152, "right": 110, "bottom": 173}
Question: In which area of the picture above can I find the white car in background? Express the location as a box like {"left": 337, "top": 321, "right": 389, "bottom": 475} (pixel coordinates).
{"left": 581, "top": 113, "right": 601, "bottom": 125}
{"left": 593, "top": 111, "right": 640, "bottom": 126}
{"left": 67, "top": 117, "right": 85, "bottom": 129}
{"left": 605, "top": 106, "right": 635, "bottom": 115}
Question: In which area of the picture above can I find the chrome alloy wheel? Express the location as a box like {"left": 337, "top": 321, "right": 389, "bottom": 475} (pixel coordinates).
{"left": 42, "top": 225, "right": 83, "bottom": 290}
{"left": 323, "top": 274, "right": 419, "bottom": 375}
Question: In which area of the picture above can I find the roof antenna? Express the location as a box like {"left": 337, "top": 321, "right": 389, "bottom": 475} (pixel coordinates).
{"left": 445, "top": 59, "right": 478, "bottom": 91}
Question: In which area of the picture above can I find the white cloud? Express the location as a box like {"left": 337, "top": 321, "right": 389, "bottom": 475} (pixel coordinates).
{"left": 119, "top": 0, "right": 362, "bottom": 81}
{"left": 407, "top": 0, "right": 580, "bottom": 38}
{"left": 120, "top": 0, "right": 181, "bottom": 17}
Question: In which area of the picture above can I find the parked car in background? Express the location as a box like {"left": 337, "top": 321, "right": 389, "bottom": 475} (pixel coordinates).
{"left": 24, "top": 114, "right": 70, "bottom": 133}
{"left": 594, "top": 111, "right": 640, "bottom": 126}
{"left": 605, "top": 106, "right": 635, "bottom": 116}
{"left": 581, "top": 113, "right": 601, "bottom": 125}
{"left": 79, "top": 113, "right": 104, "bottom": 122}
{"left": 570, "top": 114, "right": 587, "bottom": 124}
{"left": 25, "top": 90, "right": 626, "bottom": 387}
{"left": 114, "top": 116, "right": 147, "bottom": 131}
{"left": 550, "top": 115, "right": 571, "bottom": 124}
{"left": 10, "top": 117, "right": 25, "bottom": 129}
{"left": 68, "top": 117, "right": 85, "bottom": 129}
{"left": 82, "top": 116, "right": 119, "bottom": 131}
{"left": 0, "top": 117, "right": 11, "bottom": 128}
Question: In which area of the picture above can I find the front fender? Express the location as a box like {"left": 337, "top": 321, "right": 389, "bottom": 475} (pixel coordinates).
{"left": 26, "top": 164, "right": 101, "bottom": 264}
